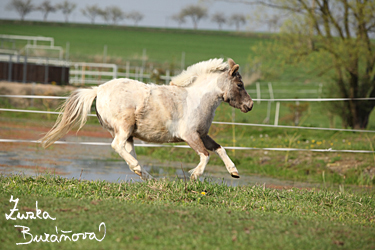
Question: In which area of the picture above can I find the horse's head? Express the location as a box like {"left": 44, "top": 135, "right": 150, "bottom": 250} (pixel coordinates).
{"left": 221, "top": 59, "right": 253, "bottom": 113}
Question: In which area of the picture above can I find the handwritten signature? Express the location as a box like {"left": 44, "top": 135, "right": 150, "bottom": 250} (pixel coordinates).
{"left": 5, "top": 196, "right": 106, "bottom": 245}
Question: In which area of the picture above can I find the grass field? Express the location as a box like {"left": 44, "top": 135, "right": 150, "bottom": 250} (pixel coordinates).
{"left": 0, "top": 20, "right": 328, "bottom": 84}
{"left": 0, "top": 20, "right": 264, "bottom": 68}
{"left": 1, "top": 21, "right": 375, "bottom": 249}
{"left": 0, "top": 174, "right": 374, "bottom": 249}
{"left": 1, "top": 21, "right": 375, "bottom": 186}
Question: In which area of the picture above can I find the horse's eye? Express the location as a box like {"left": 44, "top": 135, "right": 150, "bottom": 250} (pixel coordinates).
{"left": 237, "top": 83, "right": 243, "bottom": 88}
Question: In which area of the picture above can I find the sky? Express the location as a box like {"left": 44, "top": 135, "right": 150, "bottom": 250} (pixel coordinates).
{"left": 0, "top": 0, "right": 269, "bottom": 32}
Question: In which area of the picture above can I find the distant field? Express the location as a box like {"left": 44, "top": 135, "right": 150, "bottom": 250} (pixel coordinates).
{"left": 0, "top": 20, "right": 326, "bottom": 84}
{"left": 0, "top": 20, "right": 264, "bottom": 67}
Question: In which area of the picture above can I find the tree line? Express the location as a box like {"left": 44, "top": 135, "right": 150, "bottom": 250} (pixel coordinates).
{"left": 6, "top": 0, "right": 247, "bottom": 31}
{"left": 172, "top": 4, "right": 246, "bottom": 31}
{"left": 6, "top": 0, "right": 145, "bottom": 26}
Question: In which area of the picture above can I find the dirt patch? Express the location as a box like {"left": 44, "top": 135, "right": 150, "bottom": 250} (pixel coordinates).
{"left": 326, "top": 160, "right": 362, "bottom": 174}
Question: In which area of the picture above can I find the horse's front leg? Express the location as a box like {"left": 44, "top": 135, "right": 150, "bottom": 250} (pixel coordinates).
{"left": 201, "top": 135, "right": 240, "bottom": 178}
{"left": 184, "top": 133, "right": 210, "bottom": 180}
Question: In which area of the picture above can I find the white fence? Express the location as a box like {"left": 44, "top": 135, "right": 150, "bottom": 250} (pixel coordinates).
{"left": 69, "top": 62, "right": 173, "bottom": 85}
{"left": 1, "top": 95, "right": 375, "bottom": 155}
{"left": 0, "top": 54, "right": 174, "bottom": 85}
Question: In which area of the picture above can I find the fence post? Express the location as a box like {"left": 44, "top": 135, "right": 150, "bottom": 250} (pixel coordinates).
{"left": 268, "top": 82, "right": 274, "bottom": 101}
{"left": 142, "top": 48, "right": 146, "bottom": 68}
{"left": 81, "top": 64, "right": 85, "bottom": 85}
{"left": 140, "top": 67, "right": 143, "bottom": 82}
{"left": 256, "top": 82, "right": 261, "bottom": 104}
{"left": 165, "top": 70, "right": 170, "bottom": 85}
{"left": 126, "top": 62, "right": 130, "bottom": 78}
{"left": 8, "top": 55, "right": 12, "bottom": 82}
{"left": 274, "top": 102, "right": 280, "bottom": 126}
{"left": 113, "top": 64, "right": 118, "bottom": 79}
{"left": 23, "top": 55, "right": 27, "bottom": 83}
{"left": 263, "top": 101, "right": 271, "bottom": 124}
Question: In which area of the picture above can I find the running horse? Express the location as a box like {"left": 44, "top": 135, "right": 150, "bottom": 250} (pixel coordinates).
{"left": 40, "top": 58, "right": 253, "bottom": 180}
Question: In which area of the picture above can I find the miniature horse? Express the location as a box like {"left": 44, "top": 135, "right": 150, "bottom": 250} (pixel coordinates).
{"left": 40, "top": 58, "right": 253, "bottom": 180}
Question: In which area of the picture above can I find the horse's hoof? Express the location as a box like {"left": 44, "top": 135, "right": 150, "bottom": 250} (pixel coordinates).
{"left": 190, "top": 174, "right": 198, "bottom": 181}
{"left": 134, "top": 170, "right": 142, "bottom": 177}
{"left": 231, "top": 172, "right": 240, "bottom": 178}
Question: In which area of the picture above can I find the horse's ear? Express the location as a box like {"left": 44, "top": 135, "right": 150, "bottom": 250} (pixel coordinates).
{"left": 228, "top": 58, "right": 235, "bottom": 68}
{"left": 228, "top": 58, "right": 239, "bottom": 76}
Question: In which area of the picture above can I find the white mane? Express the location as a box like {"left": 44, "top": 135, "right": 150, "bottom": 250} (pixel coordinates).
{"left": 170, "top": 58, "right": 228, "bottom": 87}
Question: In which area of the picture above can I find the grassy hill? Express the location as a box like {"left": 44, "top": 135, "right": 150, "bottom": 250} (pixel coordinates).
{"left": 0, "top": 20, "right": 268, "bottom": 67}
{"left": 0, "top": 20, "right": 326, "bottom": 83}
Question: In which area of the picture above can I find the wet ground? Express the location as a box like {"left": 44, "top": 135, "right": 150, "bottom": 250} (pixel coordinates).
{"left": 0, "top": 136, "right": 323, "bottom": 189}
{"left": 0, "top": 118, "right": 325, "bottom": 189}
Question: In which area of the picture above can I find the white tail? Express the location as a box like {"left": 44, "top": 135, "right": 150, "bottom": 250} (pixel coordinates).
{"left": 40, "top": 87, "right": 98, "bottom": 148}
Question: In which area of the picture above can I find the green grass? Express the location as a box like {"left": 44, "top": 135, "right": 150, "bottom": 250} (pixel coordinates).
{"left": 1, "top": 20, "right": 375, "bottom": 188}
{"left": 0, "top": 174, "right": 374, "bottom": 249}
{"left": 0, "top": 20, "right": 269, "bottom": 68}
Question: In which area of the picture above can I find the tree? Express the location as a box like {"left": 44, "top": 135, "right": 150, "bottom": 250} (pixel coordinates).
{"left": 37, "top": 0, "right": 56, "bottom": 21}
{"left": 179, "top": 4, "right": 208, "bottom": 30}
{"left": 56, "top": 0, "right": 76, "bottom": 23}
{"left": 229, "top": 13, "right": 246, "bottom": 31}
{"left": 127, "top": 11, "right": 144, "bottom": 26}
{"left": 171, "top": 13, "right": 186, "bottom": 28}
{"left": 211, "top": 12, "right": 226, "bottom": 30}
{"left": 217, "top": 0, "right": 375, "bottom": 129}
{"left": 103, "top": 6, "right": 125, "bottom": 25}
{"left": 81, "top": 4, "right": 101, "bottom": 24}
{"left": 98, "top": 8, "right": 110, "bottom": 24}
{"left": 6, "top": 0, "right": 34, "bottom": 21}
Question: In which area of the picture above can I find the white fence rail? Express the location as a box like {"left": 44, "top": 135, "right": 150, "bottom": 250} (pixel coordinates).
{"left": 1, "top": 104, "right": 375, "bottom": 134}
{"left": 0, "top": 138, "right": 374, "bottom": 154}
{"left": 1, "top": 94, "right": 375, "bottom": 154}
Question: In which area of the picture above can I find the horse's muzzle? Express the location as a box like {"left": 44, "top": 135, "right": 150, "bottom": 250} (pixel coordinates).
{"left": 240, "top": 100, "right": 253, "bottom": 113}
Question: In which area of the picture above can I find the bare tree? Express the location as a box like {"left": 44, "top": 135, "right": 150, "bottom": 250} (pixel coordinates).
{"left": 171, "top": 13, "right": 186, "bottom": 28}
{"left": 179, "top": 4, "right": 208, "bottom": 30}
{"left": 98, "top": 8, "right": 110, "bottom": 24}
{"left": 127, "top": 11, "right": 144, "bottom": 26}
{"left": 229, "top": 13, "right": 247, "bottom": 31}
{"left": 105, "top": 6, "right": 125, "bottom": 25}
{"left": 37, "top": 0, "right": 56, "bottom": 21}
{"left": 6, "top": 0, "right": 34, "bottom": 21}
{"left": 56, "top": 0, "right": 76, "bottom": 23}
{"left": 81, "top": 4, "right": 101, "bottom": 24}
{"left": 211, "top": 12, "right": 226, "bottom": 30}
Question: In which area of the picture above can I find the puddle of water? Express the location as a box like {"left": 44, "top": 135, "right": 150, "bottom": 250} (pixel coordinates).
{"left": 0, "top": 149, "right": 324, "bottom": 189}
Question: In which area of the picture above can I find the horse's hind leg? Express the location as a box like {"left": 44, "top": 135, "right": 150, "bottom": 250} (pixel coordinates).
{"left": 125, "top": 136, "right": 137, "bottom": 158}
{"left": 124, "top": 136, "right": 153, "bottom": 179}
{"left": 111, "top": 121, "right": 153, "bottom": 180}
